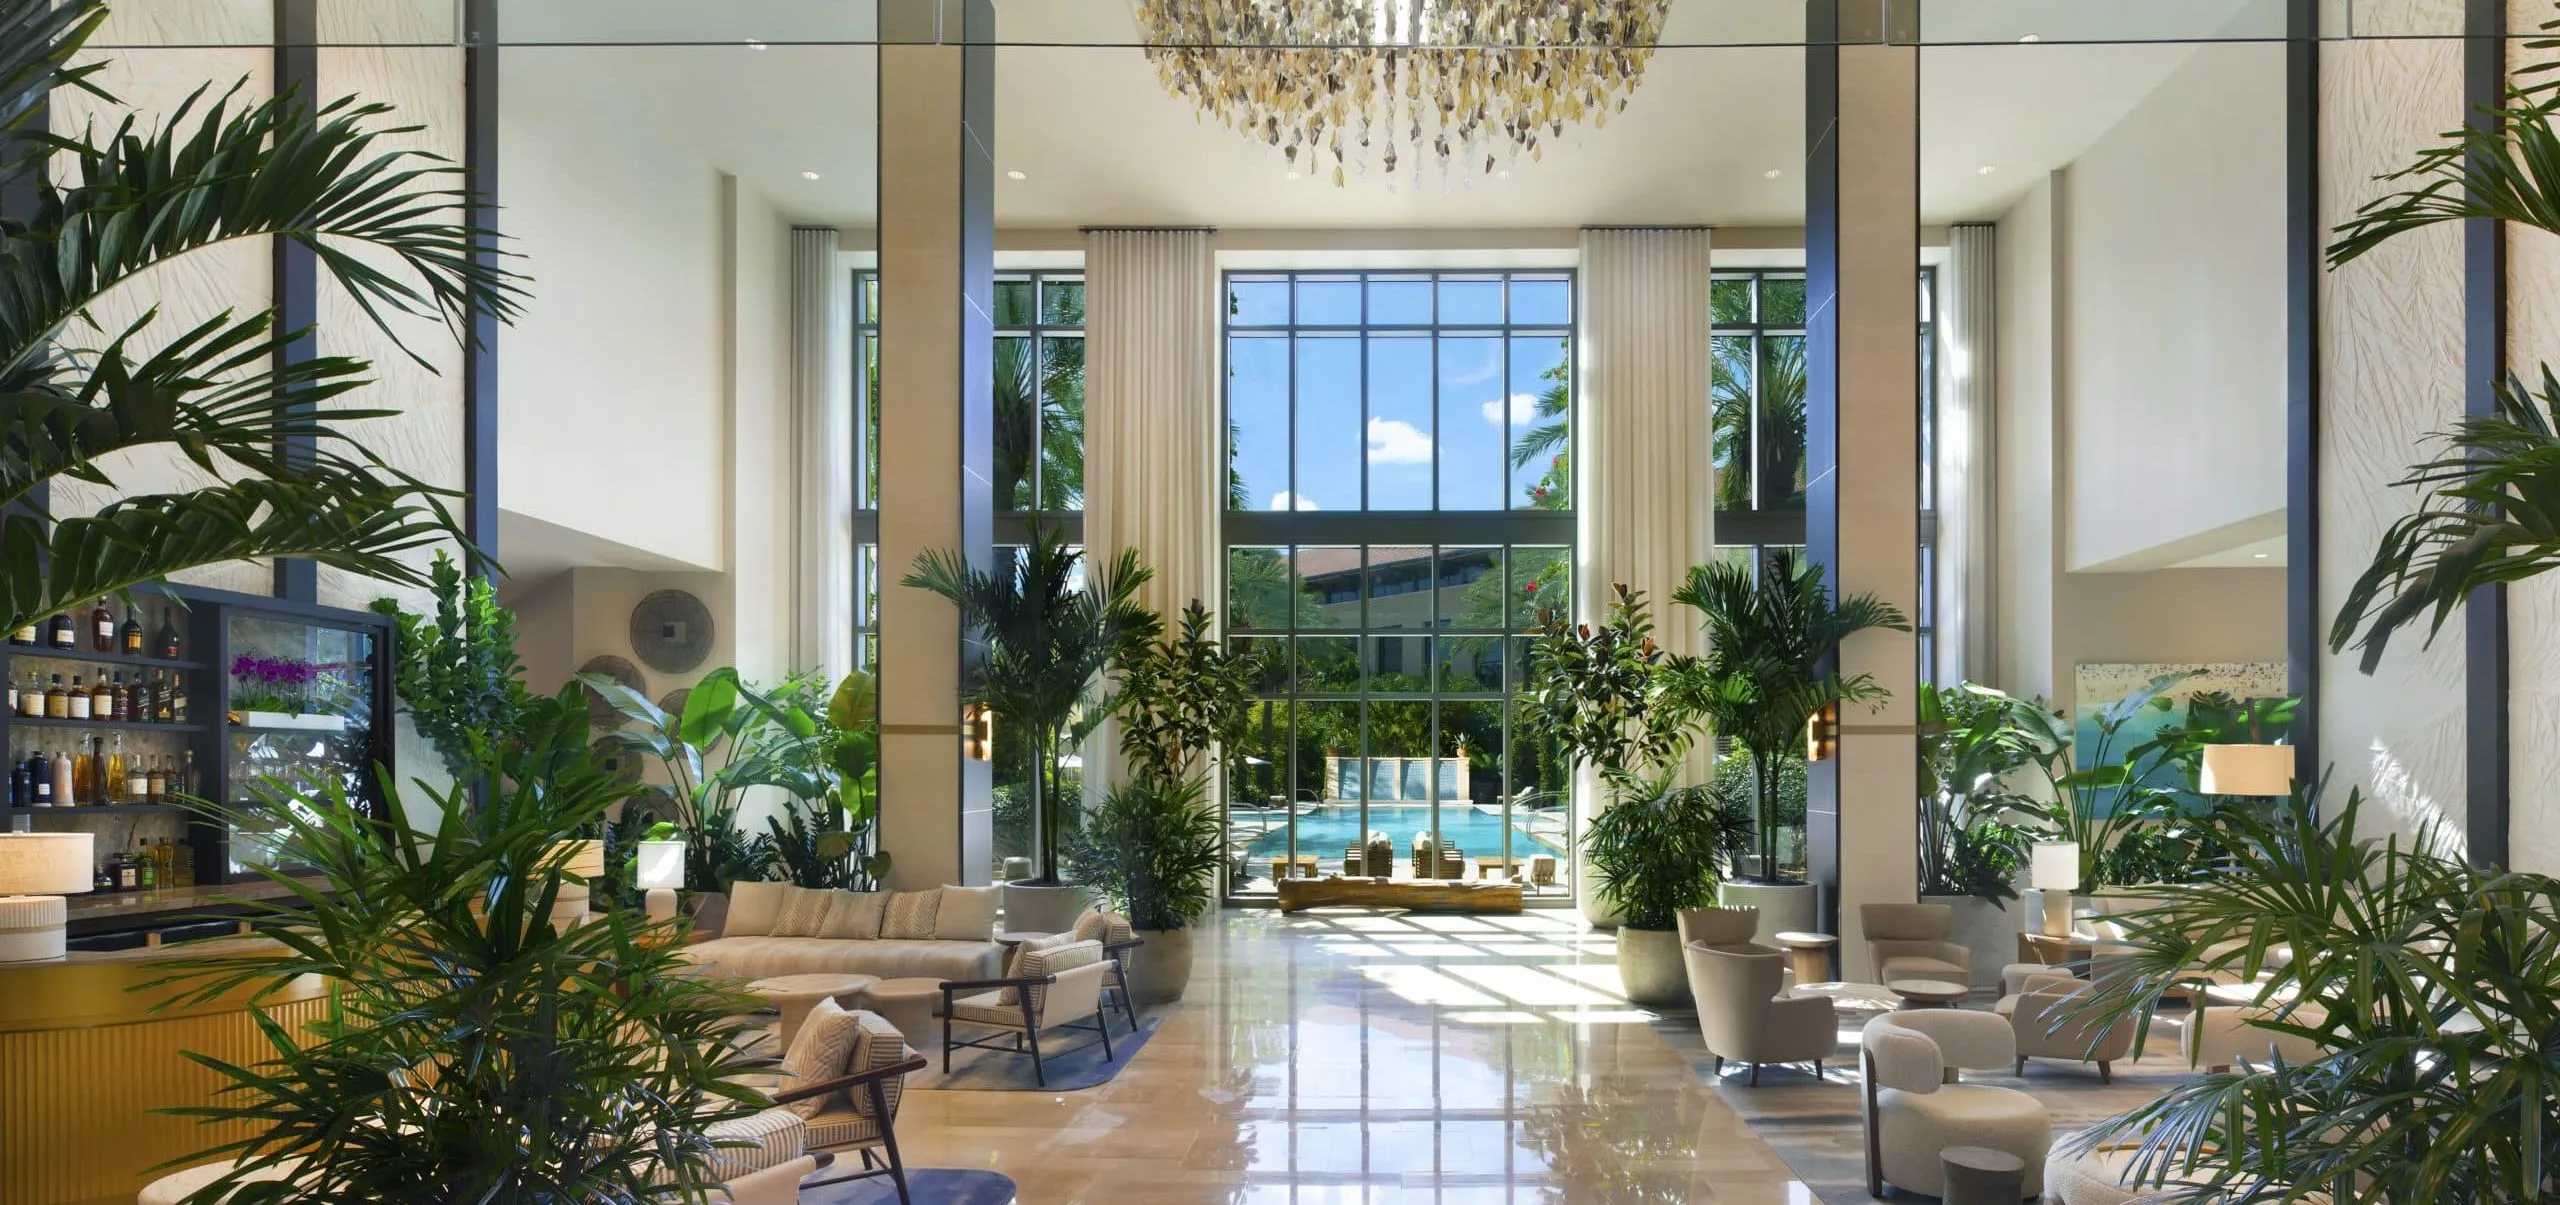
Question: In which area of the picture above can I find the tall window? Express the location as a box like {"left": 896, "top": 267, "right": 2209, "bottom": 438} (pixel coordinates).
{"left": 853, "top": 270, "right": 880, "bottom": 670}
{"left": 1223, "top": 271, "right": 1575, "bottom": 901}
{"left": 995, "top": 272, "right": 1085, "bottom": 521}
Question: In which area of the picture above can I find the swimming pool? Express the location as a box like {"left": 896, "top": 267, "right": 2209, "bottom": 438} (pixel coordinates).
{"left": 1240, "top": 804, "right": 1565, "bottom": 861}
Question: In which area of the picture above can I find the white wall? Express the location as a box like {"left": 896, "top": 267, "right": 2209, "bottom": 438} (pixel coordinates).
{"left": 1995, "top": 177, "right": 2060, "bottom": 700}
{"left": 2060, "top": 42, "right": 2288, "bottom": 572}
{"left": 498, "top": 48, "right": 730, "bottom": 572}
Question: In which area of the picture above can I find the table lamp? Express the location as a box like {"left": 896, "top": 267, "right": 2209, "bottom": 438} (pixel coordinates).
{"left": 0, "top": 832, "right": 95, "bottom": 963}
{"left": 2028, "top": 840, "right": 2080, "bottom": 937}
{"left": 2200, "top": 744, "right": 2294, "bottom": 797}
{"left": 637, "top": 838, "right": 686, "bottom": 920}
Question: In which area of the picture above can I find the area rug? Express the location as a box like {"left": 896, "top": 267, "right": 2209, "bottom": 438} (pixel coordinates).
{"left": 907, "top": 1012, "right": 1164, "bottom": 1092}
{"left": 1649, "top": 1010, "right": 2193, "bottom": 1204}
{"left": 801, "top": 1168, "right": 1017, "bottom": 1204}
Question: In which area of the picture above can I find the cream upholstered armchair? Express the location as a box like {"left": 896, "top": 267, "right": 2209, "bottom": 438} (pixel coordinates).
{"left": 941, "top": 936, "right": 1115, "bottom": 1086}
{"left": 1684, "top": 941, "right": 1835, "bottom": 1085}
{"left": 1996, "top": 971, "right": 2134, "bottom": 1082}
{"left": 1860, "top": 1011, "right": 2052, "bottom": 1199}
{"left": 1861, "top": 902, "right": 1973, "bottom": 985}
{"left": 1676, "top": 905, "right": 1759, "bottom": 949}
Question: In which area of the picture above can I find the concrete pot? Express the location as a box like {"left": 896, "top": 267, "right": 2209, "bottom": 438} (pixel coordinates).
{"left": 1128, "top": 927, "right": 1196, "bottom": 1004}
{"left": 1616, "top": 926, "right": 1691, "bottom": 1006}
{"left": 1716, "top": 881, "right": 1817, "bottom": 950}
{"left": 1002, "top": 882, "right": 1093, "bottom": 936}
{"left": 1922, "top": 893, "right": 2017, "bottom": 988}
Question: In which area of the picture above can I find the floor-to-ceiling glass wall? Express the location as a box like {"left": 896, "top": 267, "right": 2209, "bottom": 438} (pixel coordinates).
{"left": 1223, "top": 271, "right": 1575, "bottom": 898}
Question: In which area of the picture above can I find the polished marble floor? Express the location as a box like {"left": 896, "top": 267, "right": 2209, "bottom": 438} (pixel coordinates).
{"left": 894, "top": 908, "right": 1817, "bottom": 1204}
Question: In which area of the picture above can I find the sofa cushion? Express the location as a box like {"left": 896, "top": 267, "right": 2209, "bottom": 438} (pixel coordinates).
{"left": 819, "top": 891, "right": 886, "bottom": 940}
{"left": 680, "top": 935, "right": 1003, "bottom": 982}
{"left": 1004, "top": 931, "right": 1081, "bottom": 974}
{"left": 725, "top": 882, "right": 788, "bottom": 937}
{"left": 1073, "top": 908, "right": 1136, "bottom": 945}
{"left": 934, "top": 885, "right": 999, "bottom": 941}
{"left": 771, "top": 886, "right": 835, "bottom": 937}
{"left": 776, "top": 997, "right": 864, "bottom": 1119}
{"left": 881, "top": 890, "right": 942, "bottom": 940}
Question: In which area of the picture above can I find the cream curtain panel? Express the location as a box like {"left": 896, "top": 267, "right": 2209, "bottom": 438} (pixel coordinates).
{"left": 1935, "top": 224, "right": 1998, "bottom": 688}
{"left": 789, "top": 226, "right": 852, "bottom": 680}
{"left": 1572, "top": 227, "right": 1718, "bottom": 918}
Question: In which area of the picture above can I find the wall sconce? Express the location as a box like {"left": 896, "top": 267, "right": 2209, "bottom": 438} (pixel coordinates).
{"left": 1804, "top": 701, "right": 1839, "bottom": 762}
{"left": 963, "top": 703, "right": 996, "bottom": 762}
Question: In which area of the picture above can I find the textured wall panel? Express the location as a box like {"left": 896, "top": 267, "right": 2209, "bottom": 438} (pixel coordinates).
{"left": 47, "top": 50, "right": 276, "bottom": 598}
{"left": 313, "top": 47, "right": 469, "bottom": 617}
{"left": 91, "top": 0, "right": 270, "bottom": 48}
{"left": 317, "top": 0, "right": 459, "bottom": 46}
{"left": 2509, "top": 8, "right": 2560, "bottom": 874}
{"left": 2319, "top": 35, "right": 2469, "bottom": 851}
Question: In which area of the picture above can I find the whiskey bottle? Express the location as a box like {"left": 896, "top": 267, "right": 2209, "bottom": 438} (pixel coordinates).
{"left": 26, "top": 751, "right": 50, "bottom": 806}
{"left": 46, "top": 610, "right": 74, "bottom": 649}
{"left": 152, "top": 672, "right": 173, "bottom": 724}
{"left": 106, "top": 673, "right": 125, "bottom": 721}
{"left": 89, "top": 599, "right": 113, "bottom": 652}
{"left": 170, "top": 674, "right": 188, "bottom": 724}
{"left": 178, "top": 749, "right": 197, "bottom": 798}
{"left": 120, "top": 605, "right": 143, "bottom": 656}
{"left": 16, "top": 672, "right": 37, "bottom": 718}
{"left": 127, "top": 754, "right": 151, "bottom": 803}
{"left": 144, "top": 756, "right": 165, "bottom": 803}
{"left": 154, "top": 607, "right": 181, "bottom": 659}
{"left": 112, "top": 849, "right": 137, "bottom": 891}
{"left": 9, "top": 619, "right": 33, "bottom": 646}
{"left": 65, "top": 675, "right": 89, "bottom": 721}
{"left": 104, "top": 735, "right": 126, "bottom": 802}
{"left": 44, "top": 674, "right": 68, "bottom": 719}
{"left": 88, "top": 674, "right": 110, "bottom": 720}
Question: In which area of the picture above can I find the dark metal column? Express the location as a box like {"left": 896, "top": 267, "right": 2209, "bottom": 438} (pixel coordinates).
{"left": 271, "top": 0, "right": 319, "bottom": 602}
{"left": 464, "top": 0, "right": 502, "bottom": 573}
{"left": 2463, "top": 0, "right": 2509, "bottom": 866}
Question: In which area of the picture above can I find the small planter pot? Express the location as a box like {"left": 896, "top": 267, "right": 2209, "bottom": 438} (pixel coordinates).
{"left": 1002, "top": 882, "right": 1093, "bottom": 936}
{"left": 1616, "top": 926, "right": 1691, "bottom": 1006}
{"left": 1716, "top": 881, "right": 1817, "bottom": 949}
{"left": 1922, "top": 893, "right": 2016, "bottom": 988}
{"left": 1128, "top": 926, "right": 1196, "bottom": 1004}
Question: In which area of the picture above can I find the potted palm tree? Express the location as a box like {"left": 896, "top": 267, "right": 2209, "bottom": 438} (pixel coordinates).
{"left": 1666, "top": 550, "right": 1908, "bottom": 939}
{"left": 905, "top": 520, "right": 1158, "bottom": 933}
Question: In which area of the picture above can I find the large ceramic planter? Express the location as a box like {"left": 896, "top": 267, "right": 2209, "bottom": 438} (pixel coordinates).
{"left": 1002, "top": 882, "right": 1092, "bottom": 935}
{"left": 1617, "top": 926, "right": 1690, "bottom": 1006}
{"left": 1922, "top": 893, "right": 2016, "bottom": 988}
{"left": 1716, "top": 881, "right": 1817, "bottom": 949}
{"left": 1128, "top": 926, "right": 1196, "bottom": 1004}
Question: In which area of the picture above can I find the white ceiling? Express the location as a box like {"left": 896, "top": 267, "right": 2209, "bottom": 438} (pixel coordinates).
{"left": 495, "top": 508, "right": 708, "bottom": 594}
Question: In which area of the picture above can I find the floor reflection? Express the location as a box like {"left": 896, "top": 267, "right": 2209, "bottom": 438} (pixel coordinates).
{"left": 891, "top": 908, "right": 1815, "bottom": 1204}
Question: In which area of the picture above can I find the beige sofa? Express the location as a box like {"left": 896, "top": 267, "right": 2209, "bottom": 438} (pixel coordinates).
{"left": 680, "top": 882, "right": 1006, "bottom": 983}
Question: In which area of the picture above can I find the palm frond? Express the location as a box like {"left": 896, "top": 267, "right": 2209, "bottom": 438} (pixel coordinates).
{"left": 0, "top": 0, "right": 107, "bottom": 159}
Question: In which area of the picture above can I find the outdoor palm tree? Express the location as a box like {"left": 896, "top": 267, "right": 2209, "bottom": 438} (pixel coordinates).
{"left": 905, "top": 520, "right": 1159, "bottom": 883}
{"left": 1666, "top": 549, "right": 1908, "bottom": 882}
{"left": 1, "top": 0, "right": 519, "bottom": 632}
{"left": 2327, "top": 8, "right": 2560, "bottom": 670}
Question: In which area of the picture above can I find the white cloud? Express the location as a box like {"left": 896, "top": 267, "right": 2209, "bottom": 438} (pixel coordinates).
{"left": 1267, "top": 491, "right": 1320, "bottom": 511}
{"left": 1482, "top": 392, "right": 1541, "bottom": 428}
{"left": 1366, "top": 416, "right": 1434, "bottom": 465}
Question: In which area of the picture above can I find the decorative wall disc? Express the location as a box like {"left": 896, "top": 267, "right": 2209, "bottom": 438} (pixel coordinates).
{"left": 580, "top": 655, "right": 645, "bottom": 728}
{"left": 589, "top": 735, "right": 644, "bottom": 787}
{"left": 630, "top": 590, "right": 715, "bottom": 675}
{"left": 658, "top": 687, "right": 691, "bottom": 721}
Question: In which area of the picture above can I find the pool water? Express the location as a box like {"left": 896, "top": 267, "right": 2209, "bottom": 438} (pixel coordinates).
{"left": 1242, "top": 804, "right": 1564, "bottom": 861}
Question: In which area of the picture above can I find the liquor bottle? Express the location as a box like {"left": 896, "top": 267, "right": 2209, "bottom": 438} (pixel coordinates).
{"left": 46, "top": 610, "right": 75, "bottom": 649}
{"left": 4, "top": 673, "right": 14, "bottom": 716}
{"left": 72, "top": 742, "right": 97, "bottom": 805}
{"left": 153, "top": 672, "right": 173, "bottom": 724}
{"left": 170, "top": 674, "right": 188, "bottom": 724}
{"left": 120, "top": 605, "right": 143, "bottom": 656}
{"left": 65, "top": 675, "right": 88, "bottom": 721}
{"left": 172, "top": 839, "right": 196, "bottom": 888}
{"left": 8, "top": 759, "right": 24, "bottom": 806}
{"left": 112, "top": 849, "right": 137, "bottom": 891}
{"left": 178, "top": 749, "right": 197, "bottom": 798}
{"left": 103, "top": 673, "right": 122, "bottom": 721}
{"left": 103, "top": 734, "right": 126, "bottom": 802}
{"left": 92, "top": 865, "right": 112, "bottom": 893}
{"left": 44, "top": 674, "right": 67, "bottom": 719}
{"left": 152, "top": 839, "right": 173, "bottom": 886}
{"left": 16, "top": 672, "right": 37, "bottom": 718}
{"left": 9, "top": 618, "right": 33, "bottom": 646}
{"left": 154, "top": 607, "right": 181, "bottom": 659}
{"left": 27, "top": 751, "right": 50, "bottom": 806}
{"left": 89, "top": 599, "right": 113, "bottom": 652}
{"left": 134, "top": 838, "right": 155, "bottom": 889}
{"left": 127, "top": 754, "right": 151, "bottom": 803}
{"left": 48, "top": 750, "right": 71, "bottom": 808}
{"left": 146, "top": 756, "right": 166, "bottom": 804}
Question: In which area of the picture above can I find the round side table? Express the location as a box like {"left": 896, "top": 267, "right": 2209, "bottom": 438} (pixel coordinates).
{"left": 1888, "top": 978, "right": 1970, "bottom": 1009}
{"left": 1771, "top": 931, "right": 1838, "bottom": 986}
{"left": 1941, "top": 1145, "right": 2027, "bottom": 1205}
{"left": 746, "top": 973, "right": 877, "bottom": 1047}
{"left": 855, "top": 977, "right": 945, "bottom": 1053}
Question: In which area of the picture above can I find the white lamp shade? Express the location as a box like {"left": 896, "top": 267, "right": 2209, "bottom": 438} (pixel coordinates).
{"left": 2200, "top": 744, "right": 2295, "bottom": 797}
{"left": 0, "top": 832, "right": 93, "bottom": 896}
{"left": 636, "top": 840, "right": 687, "bottom": 892}
{"left": 546, "top": 839, "right": 607, "bottom": 881}
{"left": 2029, "top": 841, "right": 2081, "bottom": 892}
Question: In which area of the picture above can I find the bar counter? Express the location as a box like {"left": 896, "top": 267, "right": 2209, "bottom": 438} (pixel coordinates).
{"left": 65, "top": 874, "right": 323, "bottom": 932}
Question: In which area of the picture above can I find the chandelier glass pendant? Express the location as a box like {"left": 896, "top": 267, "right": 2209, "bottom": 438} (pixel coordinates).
{"left": 1139, "top": 0, "right": 1675, "bottom": 188}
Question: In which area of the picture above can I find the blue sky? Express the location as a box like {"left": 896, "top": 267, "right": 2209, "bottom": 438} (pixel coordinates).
{"left": 1228, "top": 276, "right": 1569, "bottom": 513}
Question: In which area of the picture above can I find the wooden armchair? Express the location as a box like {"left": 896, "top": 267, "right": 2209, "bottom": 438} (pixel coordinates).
{"left": 939, "top": 938, "right": 1115, "bottom": 1087}
{"left": 766, "top": 1049, "right": 929, "bottom": 1204}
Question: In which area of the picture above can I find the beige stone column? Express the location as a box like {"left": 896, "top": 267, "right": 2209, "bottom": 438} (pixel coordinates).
{"left": 1804, "top": 0, "right": 1922, "bottom": 980}
{"left": 874, "top": 0, "right": 996, "bottom": 889}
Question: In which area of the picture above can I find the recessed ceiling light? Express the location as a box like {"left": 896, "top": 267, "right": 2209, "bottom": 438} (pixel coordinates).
{"left": 1005, "top": 169, "right": 1027, "bottom": 180}
{"left": 2253, "top": 552, "right": 2270, "bottom": 559}
{"left": 1285, "top": 170, "right": 1301, "bottom": 180}
{"left": 2018, "top": 33, "right": 2040, "bottom": 42}
{"left": 1763, "top": 168, "right": 1782, "bottom": 179}
{"left": 1496, "top": 169, "right": 1511, "bottom": 179}
{"left": 745, "top": 38, "right": 767, "bottom": 49}
{"left": 1977, "top": 164, "right": 1997, "bottom": 175}
{"left": 801, "top": 171, "right": 820, "bottom": 180}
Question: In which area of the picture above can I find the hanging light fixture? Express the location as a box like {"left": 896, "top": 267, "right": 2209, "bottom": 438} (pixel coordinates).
{"left": 1138, "top": 0, "right": 1674, "bottom": 187}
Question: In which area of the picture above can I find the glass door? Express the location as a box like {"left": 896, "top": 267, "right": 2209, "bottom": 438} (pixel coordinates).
{"left": 220, "top": 610, "right": 384, "bottom": 878}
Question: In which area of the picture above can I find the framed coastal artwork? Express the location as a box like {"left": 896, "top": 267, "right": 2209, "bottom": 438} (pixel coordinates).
{"left": 2073, "top": 661, "right": 2292, "bottom": 811}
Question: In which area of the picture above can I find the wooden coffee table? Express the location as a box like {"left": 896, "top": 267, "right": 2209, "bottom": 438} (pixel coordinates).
{"left": 855, "top": 977, "right": 944, "bottom": 1052}
{"left": 1772, "top": 931, "right": 1838, "bottom": 986}
{"left": 1888, "top": 978, "right": 1970, "bottom": 1009}
{"left": 747, "top": 973, "right": 878, "bottom": 1046}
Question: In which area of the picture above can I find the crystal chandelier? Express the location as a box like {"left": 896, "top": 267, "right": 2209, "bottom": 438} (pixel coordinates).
{"left": 1138, "top": 0, "right": 1674, "bottom": 188}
